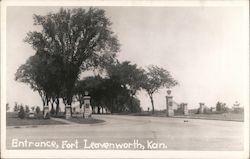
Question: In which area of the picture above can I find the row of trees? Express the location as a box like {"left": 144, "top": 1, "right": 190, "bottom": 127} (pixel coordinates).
{"left": 15, "top": 7, "right": 178, "bottom": 117}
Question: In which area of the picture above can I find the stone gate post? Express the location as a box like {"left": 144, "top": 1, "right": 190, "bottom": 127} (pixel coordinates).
{"left": 166, "top": 90, "right": 174, "bottom": 117}
{"left": 83, "top": 91, "right": 92, "bottom": 118}
{"left": 65, "top": 105, "right": 71, "bottom": 119}
{"left": 199, "top": 103, "right": 205, "bottom": 114}
{"left": 183, "top": 103, "right": 188, "bottom": 115}
{"left": 44, "top": 105, "right": 50, "bottom": 119}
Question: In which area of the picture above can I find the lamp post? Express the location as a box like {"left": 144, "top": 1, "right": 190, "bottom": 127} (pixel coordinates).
{"left": 183, "top": 103, "right": 188, "bottom": 115}
{"left": 198, "top": 103, "right": 205, "bottom": 114}
{"left": 166, "top": 89, "right": 174, "bottom": 117}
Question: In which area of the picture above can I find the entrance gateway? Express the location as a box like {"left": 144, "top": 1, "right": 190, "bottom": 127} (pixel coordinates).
{"left": 66, "top": 91, "right": 92, "bottom": 119}
{"left": 166, "top": 90, "right": 188, "bottom": 116}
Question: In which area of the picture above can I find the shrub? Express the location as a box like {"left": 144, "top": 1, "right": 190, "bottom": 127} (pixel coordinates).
{"left": 18, "top": 106, "right": 26, "bottom": 119}
{"left": 35, "top": 106, "right": 41, "bottom": 114}
{"left": 25, "top": 105, "right": 30, "bottom": 113}
{"left": 13, "top": 102, "right": 19, "bottom": 112}
{"left": 31, "top": 106, "right": 35, "bottom": 112}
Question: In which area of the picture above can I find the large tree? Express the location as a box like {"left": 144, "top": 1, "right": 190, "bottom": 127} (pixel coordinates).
{"left": 141, "top": 65, "right": 178, "bottom": 114}
{"left": 15, "top": 51, "right": 64, "bottom": 115}
{"left": 22, "top": 7, "right": 119, "bottom": 116}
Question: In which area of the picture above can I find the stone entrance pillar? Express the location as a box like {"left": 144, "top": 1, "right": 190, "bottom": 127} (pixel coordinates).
{"left": 183, "top": 103, "right": 188, "bottom": 115}
{"left": 198, "top": 103, "right": 205, "bottom": 114}
{"left": 166, "top": 90, "right": 174, "bottom": 117}
{"left": 65, "top": 105, "right": 71, "bottom": 119}
{"left": 83, "top": 91, "right": 92, "bottom": 118}
{"left": 43, "top": 106, "right": 50, "bottom": 119}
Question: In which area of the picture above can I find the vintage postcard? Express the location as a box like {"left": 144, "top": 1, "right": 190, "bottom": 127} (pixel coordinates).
{"left": 1, "top": 0, "right": 249, "bottom": 158}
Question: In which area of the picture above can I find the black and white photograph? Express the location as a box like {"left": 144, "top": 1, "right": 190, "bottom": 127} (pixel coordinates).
{"left": 1, "top": 0, "right": 249, "bottom": 158}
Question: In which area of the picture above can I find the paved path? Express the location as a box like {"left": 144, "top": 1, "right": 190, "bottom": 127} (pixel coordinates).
{"left": 6, "top": 115, "right": 244, "bottom": 150}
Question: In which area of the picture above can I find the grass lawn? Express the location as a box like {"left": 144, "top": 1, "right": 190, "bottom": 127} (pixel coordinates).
{"left": 6, "top": 112, "right": 66, "bottom": 126}
{"left": 67, "top": 116, "right": 105, "bottom": 124}
{"left": 187, "top": 112, "right": 244, "bottom": 121}
{"left": 129, "top": 111, "right": 244, "bottom": 121}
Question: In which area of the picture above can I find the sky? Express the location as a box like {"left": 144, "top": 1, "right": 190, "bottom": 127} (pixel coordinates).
{"left": 6, "top": 6, "right": 249, "bottom": 111}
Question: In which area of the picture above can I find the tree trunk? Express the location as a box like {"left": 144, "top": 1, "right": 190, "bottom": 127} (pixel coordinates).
{"left": 46, "top": 97, "right": 50, "bottom": 107}
{"left": 70, "top": 106, "right": 72, "bottom": 117}
{"left": 42, "top": 100, "right": 45, "bottom": 115}
{"left": 149, "top": 94, "right": 155, "bottom": 114}
{"left": 63, "top": 98, "right": 67, "bottom": 114}
{"left": 98, "top": 106, "right": 101, "bottom": 114}
{"left": 38, "top": 90, "right": 46, "bottom": 115}
{"left": 55, "top": 98, "right": 60, "bottom": 116}
{"left": 41, "top": 95, "right": 46, "bottom": 115}
{"left": 130, "top": 95, "right": 134, "bottom": 113}
{"left": 66, "top": 93, "right": 73, "bottom": 117}
{"left": 79, "top": 100, "right": 83, "bottom": 109}
{"left": 50, "top": 99, "right": 55, "bottom": 116}
{"left": 43, "top": 97, "right": 48, "bottom": 109}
